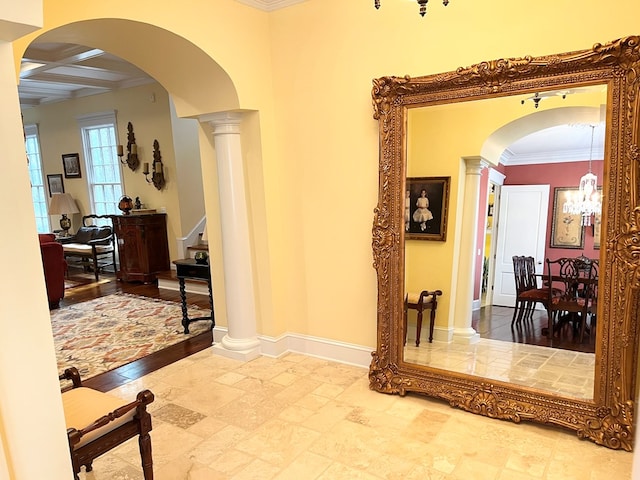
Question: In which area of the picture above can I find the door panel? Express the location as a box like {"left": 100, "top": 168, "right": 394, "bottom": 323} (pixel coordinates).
{"left": 492, "top": 184, "right": 549, "bottom": 306}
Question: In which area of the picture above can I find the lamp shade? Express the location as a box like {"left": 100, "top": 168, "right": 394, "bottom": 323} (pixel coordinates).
{"left": 49, "top": 193, "right": 79, "bottom": 215}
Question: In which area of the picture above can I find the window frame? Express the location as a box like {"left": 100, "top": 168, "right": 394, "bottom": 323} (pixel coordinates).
{"left": 25, "top": 123, "right": 51, "bottom": 233}
{"left": 77, "top": 111, "right": 124, "bottom": 219}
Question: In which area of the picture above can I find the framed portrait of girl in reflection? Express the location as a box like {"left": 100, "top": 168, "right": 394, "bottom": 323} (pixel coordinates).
{"left": 405, "top": 176, "right": 450, "bottom": 241}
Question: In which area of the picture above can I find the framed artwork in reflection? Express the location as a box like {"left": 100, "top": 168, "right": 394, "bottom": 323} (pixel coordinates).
{"left": 551, "top": 187, "right": 585, "bottom": 249}
{"left": 593, "top": 211, "right": 602, "bottom": 249}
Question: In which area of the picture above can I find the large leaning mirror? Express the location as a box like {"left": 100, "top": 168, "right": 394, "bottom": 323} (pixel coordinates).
{"left": 369, "top": 36, "right": 640, "bottom": 450}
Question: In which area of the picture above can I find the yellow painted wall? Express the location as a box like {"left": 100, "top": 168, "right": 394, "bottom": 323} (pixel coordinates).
{"left": 4, "top": 1, "right": 640, "bottom": 475}
{"left": 21, "top": 82, "right": 191, "bottom": 261}
{"left": 169, "top": 100, "right": 206, "bottom": 236}
{"left": 0, "top": 30, "right": 74, "bottom": 480}
{"left": 12, "top": 0, "right": 632, "bottom": 347}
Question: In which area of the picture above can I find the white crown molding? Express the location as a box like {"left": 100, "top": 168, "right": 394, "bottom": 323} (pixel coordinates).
{"left": 500, "top": 147, "right": 605, "bottom": 166}
{"left": 234, "top": 0, "right": 308, "bottom": 12}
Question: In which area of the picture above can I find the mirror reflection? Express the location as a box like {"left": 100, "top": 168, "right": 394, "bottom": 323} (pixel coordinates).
{"left": 403, "top": 85, "right": 607, "bottom": 401}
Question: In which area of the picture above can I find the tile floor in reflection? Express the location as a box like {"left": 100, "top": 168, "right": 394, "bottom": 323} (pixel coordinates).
{"left": 77, "top": 349, "right": 630, "bottom": 480}
{"left": 404, "top": 338, "right": 595, "bottom": 400}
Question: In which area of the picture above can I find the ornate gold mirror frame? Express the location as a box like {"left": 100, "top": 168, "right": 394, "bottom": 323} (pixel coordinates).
{"left": 369, "top": 36, "right": 640, "bottom": 450}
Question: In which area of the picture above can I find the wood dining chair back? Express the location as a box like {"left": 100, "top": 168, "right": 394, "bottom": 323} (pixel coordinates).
{"left": 580, "top": 258, "right": 599, "bottom": 331}
{"left": 545, "top": 257, "right": 597, "bottom": 344}
{"left": 511, "top": 255, "right": 549, "bottom": 326}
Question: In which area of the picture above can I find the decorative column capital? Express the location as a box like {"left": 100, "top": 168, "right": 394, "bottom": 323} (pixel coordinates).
{"left": 464, "top": 156, "right": 490, "bottom": 176}
{"left": 199, "top": 111, "right": 244, "bottom": 135}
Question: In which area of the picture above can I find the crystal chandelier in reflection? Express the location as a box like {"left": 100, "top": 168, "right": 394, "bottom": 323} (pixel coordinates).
{"left": 563, "top": 125, "right": 602, "bottom": 226}
{"left": 374, "top": 0, "right": 450, "bottom": 17}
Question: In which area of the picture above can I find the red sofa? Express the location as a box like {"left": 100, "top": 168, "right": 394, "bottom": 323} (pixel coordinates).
{"left": 39, "top": 233, "right": 67, "bottom": 309}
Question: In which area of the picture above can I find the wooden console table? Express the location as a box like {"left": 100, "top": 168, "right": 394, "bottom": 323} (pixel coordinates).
{"left": 173, "top": 258, "right": 215, "bottom": 334}
{"left": 113, "top": 213, "right": 169, "bottom": 283}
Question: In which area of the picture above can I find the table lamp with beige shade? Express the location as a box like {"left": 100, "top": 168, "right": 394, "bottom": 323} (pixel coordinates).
{"left": 49, "top": 192, "right": 79, "bottom": 236}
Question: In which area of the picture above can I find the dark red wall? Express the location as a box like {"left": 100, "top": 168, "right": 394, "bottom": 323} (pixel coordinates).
{"left": 502, "top": 160, "right": 603, "bottom": 262}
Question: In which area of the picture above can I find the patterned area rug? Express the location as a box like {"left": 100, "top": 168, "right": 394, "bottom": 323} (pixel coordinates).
{"left": 51, "top": 293, "right": 212, "bottom": 379}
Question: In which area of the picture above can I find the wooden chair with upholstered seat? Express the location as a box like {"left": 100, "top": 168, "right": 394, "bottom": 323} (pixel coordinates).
{"left": 59, "top": 367, "right": 155, "bottom": 479}
{"left": 545, "top": 257, "right": 597, "bottom": 344}
{"left": 403, "top": 289, "right": 443, "bottom": 346}
{"left": 511, "top": 255, "right": 553, "bottom": 326}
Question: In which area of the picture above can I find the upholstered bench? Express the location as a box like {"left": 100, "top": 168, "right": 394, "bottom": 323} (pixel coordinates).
{"left": 60, "top": 367, "right": 154, "bottom": 479}
{"left": 403, "top": 290, "right": 442, "bottom": 346}
{"left": 62, "top": 215, "right": 116, "bottom": 280}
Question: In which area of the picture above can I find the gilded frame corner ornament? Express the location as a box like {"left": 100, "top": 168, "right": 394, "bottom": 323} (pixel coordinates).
{"left": 369, "top": 36, "right": 640, "bottom": 450}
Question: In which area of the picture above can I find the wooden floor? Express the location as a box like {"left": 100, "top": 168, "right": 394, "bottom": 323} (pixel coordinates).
{"left": 60, "top": 268, "right": 213, "bottom": 392}
{"left": 472, "top": 303, "right": 596, "bottom": 354}
{"left": 59, "top": 268, "right": 594, "bottom": 392}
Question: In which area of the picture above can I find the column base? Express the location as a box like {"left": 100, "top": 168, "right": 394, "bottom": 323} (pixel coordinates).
{"left": 211, "top": 343, "right": 261, "bottom": 361}
{"left": 451, "top": 327, "right": 480, "bottom": 345}
{"left": 211, "top": 334, "right": 261, "bottom": 361}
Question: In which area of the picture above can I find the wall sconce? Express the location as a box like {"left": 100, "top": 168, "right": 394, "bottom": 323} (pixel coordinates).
{"left": 117, "top": 122, "right": 140, "bottom": 171}
{"left": 143, "top": 139, "right": 165, "bottom": 190}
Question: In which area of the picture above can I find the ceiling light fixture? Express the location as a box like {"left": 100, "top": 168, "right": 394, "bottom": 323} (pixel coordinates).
{"left": 562, "top": 124, "right": 602, "bottom": 226}
{"left": 521, "top": 91, "right": 567, "bottom": 109}
{"left": 374, "top": 0, "right": 450, "bottom": 17}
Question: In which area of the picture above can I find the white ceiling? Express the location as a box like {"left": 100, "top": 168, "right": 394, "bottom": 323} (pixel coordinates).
{"left": 18, "top": 40, "right": 602, "bottom": 166}
{"left": 501, "top": 122, "right": 606, "bottom": 166}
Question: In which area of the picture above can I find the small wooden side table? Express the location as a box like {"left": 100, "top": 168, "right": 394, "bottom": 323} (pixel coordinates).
{"left": 173, "top": 258, "right": 215, "bottom": 334}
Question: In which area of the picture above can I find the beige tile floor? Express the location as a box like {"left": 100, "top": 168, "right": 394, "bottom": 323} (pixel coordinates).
{"left": 404, "top": 338, "right": 595, "bottom": 400}
{"left": 79, "top": 350, "right": 632, "bottom": 480}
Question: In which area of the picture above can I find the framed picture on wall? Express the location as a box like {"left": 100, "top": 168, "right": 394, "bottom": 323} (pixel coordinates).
{"left": 46, "top": 174, "right": 64, "bottom": 196}
{"left": 62, "top": 153, "right": 82, "bottom": 178}
{"left": 550, "top": 187, "right": 585, "bottom": 249}
{"left": 593, "top": 211, "right": 602, "bottom": 249}
{"left": 405, "top": 176, "right": 450, "bottom": 241}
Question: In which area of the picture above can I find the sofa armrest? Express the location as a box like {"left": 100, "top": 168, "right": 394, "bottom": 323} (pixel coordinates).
{"left": 39, "top": 233, "right": 56, "bottom": 244}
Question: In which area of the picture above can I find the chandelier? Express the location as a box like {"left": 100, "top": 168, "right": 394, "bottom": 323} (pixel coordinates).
{"left": 562, "top": 125, "right": 602, "bottom": 226}
{"left": 374, "top": 0, "right": 450, "bottom": 17}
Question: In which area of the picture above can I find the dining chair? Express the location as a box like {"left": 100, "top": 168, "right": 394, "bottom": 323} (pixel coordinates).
{"left": 582, "top": 258, "right": 599, "bottom": 337}
{"left": 511, "top": 255, "right": 550, "bottom": 326}
{"left": 545, "top": 257, "right": 597, "bottom": 344}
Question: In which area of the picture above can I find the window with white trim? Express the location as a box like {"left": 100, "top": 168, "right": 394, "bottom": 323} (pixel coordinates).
{"left": 77, "top": 112, "right": 123, "bottom": 220}
{"left": 25, "top": 124, "right": 50, "bottom": 233}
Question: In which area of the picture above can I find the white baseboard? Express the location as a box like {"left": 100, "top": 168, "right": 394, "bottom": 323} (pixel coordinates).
{"left": 212, "top": 327, "right": 373, "bottom": 369}
{"left": 472, "top": 299, "right": 481, "bottom": 311}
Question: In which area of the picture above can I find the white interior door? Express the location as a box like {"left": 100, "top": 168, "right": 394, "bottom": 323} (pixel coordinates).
{"left": 492, "top": 184, "right": 550, "bottom": 306}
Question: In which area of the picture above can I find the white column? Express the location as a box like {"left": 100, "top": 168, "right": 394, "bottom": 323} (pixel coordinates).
{"left": 202, "top": 112, "right": 261, "bottom": 361}
{"left": 452, "top": 156, "right": 489, "bottom": 344}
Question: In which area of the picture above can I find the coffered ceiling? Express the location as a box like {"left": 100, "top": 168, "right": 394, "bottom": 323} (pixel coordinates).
{"left": 19, "top": 42, "right": 155, "bottom": 110}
